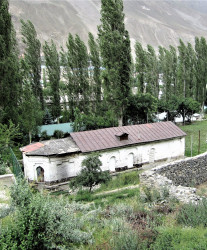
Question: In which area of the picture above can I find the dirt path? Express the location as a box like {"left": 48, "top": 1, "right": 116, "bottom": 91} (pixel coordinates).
{"left": 94, "top": 184, "right": 140, "bottom": 196}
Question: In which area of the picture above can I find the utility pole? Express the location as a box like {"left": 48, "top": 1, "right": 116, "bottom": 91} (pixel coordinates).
{"left": 198, "top": 130, "right": 200, "bottom": 155}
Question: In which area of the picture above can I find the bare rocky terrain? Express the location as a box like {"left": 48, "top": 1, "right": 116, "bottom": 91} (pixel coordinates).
{"left": 9, "top": 0, "right": 207, "bottom": 51}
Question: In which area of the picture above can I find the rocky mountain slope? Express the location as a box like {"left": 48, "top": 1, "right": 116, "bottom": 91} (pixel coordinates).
{"left": 9, "top": 0, "right": 207, "bottom": 51}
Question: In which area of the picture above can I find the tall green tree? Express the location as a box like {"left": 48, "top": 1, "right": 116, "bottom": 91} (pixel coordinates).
{"left": 125, "top": 93, "right": 158, "bottom": 124}
{"left": 169, "top": 45, "right": 178, "bottom": 96}
{"left": 43, "top": 40, "right": 61, "bottom": 120}
{"left": 88, "top": 32, "right": 102, "bottom": 110}
{"left": 177, "top": 97, "right": 200, "bottom": 124}
{"left": 19, "top": 83, "right": 43, "bottom": 144}
{"left": 21, "top": 19, "right": 44, "bottom": 109}
{"left": 62, "top": 34, "right": 90, "bottom": 120}
{"left": 159, "top": 46, "right": 178, "bottom": 102}
{"left": 145, "top": 44, "right": 159, "bottom": 98}
{"left": 135, "top": 41, "right": 146, "bottom": 94}
{"left": 195, "top": 37, "right": 207, "bottom": 108}
{"left": 98, "top": 0, "right": 131, "bottom": 125}
{"left": 0, "top": 0, "right": 21, "bottom": 124}
{"left": 159, "top": 47, "right": 171, "bottom": 102}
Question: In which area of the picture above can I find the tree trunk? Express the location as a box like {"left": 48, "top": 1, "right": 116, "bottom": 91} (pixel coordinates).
{"left": 29, "top": 131, "right": 32, "bottom": 144}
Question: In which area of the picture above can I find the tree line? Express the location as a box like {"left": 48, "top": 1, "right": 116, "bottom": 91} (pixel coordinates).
{"left": 0, "top": 0, "right": 206, "bottom": 144}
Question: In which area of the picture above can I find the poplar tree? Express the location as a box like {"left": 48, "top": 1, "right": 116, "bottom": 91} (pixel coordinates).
{"left": 195, "top": 37, "right": 207, "bottom": 107}
{"left": 185, "top": 43, "right": 197, "bottom": 98}
{"left": 177, "top": 39, "right": 188, "bottom": 98}
{"left": 43, "top": 40, "right": 61, "bottom": 120}
{"left": 169, "top": 45, "right": 178, "bottom": 96}
{"left": 19, "top": 83, "right": 43, "bottom": 144}
{"left": 62, "top": 34, "right": 90, "bottom": 120}
{"left": 145, "top": 44, "right": 159, "bottom": 98}
{"left": 135, "top": 41, "right": 146, "bottom": 94}
{"left": 178, "top": 40, "right": 197, "bottom": 99}
{"left": 98, "top": 0, "right": 131, "bottom": 125}
{"left": 0, "top": 0, "right": 21, "bottom": 124}
{"left": 21, "top": 20, "right": 44, "bottom": 109}
{"left": 159, "top": 47, "right": 172, "bottom": 102}
{"left": 88, "top": 32, "right": 102, "bottom": 109}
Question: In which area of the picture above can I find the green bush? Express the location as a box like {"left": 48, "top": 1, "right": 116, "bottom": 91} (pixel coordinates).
{"left": 111, "top": 230, "right": 140, "bottom": 250}
{"left": 53, "top": 130, "right": 64, "bottom": 139}
{"left": 99, "top": 171, "right": 139, "bottom": 192}
{"left": 0, "top": 180, "right": 92, "bottom": 249}
{"left": 151, "top": 227, "right": 207, "bottom": 250}
{"left": 0, "top": 162, "right": 6, "bottom": 175}
{"left": 141, "top": 186, "right": 170, "bottom": 203}
{"left": 176, "top": 199, "right": 207, "bottom": 227}
{"left": 10, "top": 178, "right": 32, "bottom": 208}
{"left": 70, "top": 154, "right": 111, "bottom": 192}
{"left": 75, "top": 189, "right": 93, "bottom": 202}
{"left": 40, "top": 130, "right": 50, "bottom": 140}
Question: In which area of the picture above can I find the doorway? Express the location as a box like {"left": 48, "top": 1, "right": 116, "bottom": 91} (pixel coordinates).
{"left": 36, "top": 166, "right": 44, "bottom": 182}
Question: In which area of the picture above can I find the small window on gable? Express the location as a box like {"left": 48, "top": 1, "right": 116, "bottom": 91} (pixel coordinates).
{"left": 115, "top": 132, "right": 129, "bottom": 141}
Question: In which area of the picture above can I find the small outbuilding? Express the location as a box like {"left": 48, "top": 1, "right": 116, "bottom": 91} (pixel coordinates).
{"left": 21, "top": 121, "right": 186, "bottom": 184}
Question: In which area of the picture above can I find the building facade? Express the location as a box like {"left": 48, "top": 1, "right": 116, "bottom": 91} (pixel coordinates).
{"left": 21, "top": 121, "right": 186, "bottom": 184}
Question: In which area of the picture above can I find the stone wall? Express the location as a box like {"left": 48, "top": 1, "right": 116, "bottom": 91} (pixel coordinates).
{"left": 0, "top": 174, "right": 16, "bottom": 187}
{"left": 140, "top": 152, "right": 207, "bottom": 203}
{"left": 157, "top": 152, "right": 207, "bottom": 187}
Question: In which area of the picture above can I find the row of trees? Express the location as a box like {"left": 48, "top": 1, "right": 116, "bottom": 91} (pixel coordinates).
{"left": 0, "top": 0, "right": 206, "bottom": 143}
{"left": 135, "top": 39, "right": 207, "bottom": 106}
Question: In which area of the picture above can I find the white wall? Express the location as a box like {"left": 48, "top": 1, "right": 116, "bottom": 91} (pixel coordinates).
{"left": 23, "top": 137, "right": 185, "bottom": 183}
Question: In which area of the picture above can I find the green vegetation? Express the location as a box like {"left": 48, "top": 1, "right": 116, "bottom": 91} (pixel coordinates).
{"left": 2, "top": 171, "right": 207, "bottom": 249}
{"left": 69, "top": 154, "right": 111, "bottom": 192}
{"left": 176, "top": 199, "right": 207, "bottom": 227}
{"left": 71, "top": 188, "right": 140, "bottom": 207}
{"left": 0, "top": 0, "right": 206, "bottom": 141}
{"left": 152, "top": 227, "right": 207, "bottom": 250}
{"left": 96, "top": 170, "right": 140, "bottom": 192}
{"left": 43, "top": 40, "right": 61, "bottom": 120}
{"left": 179, "top": 120, "right": 207, "bottom": 156}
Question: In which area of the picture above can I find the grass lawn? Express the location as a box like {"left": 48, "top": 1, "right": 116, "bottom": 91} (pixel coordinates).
{"left": 51, "top": 170, "right": 141, "bottom": 206}
{"left": 178, "top": 120, "right": 207, "bottom": 157}
{"left": 95, "top": 170, "right": 140, "bottom": 193}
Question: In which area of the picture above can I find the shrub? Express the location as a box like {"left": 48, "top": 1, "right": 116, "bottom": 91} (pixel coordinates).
{"left": 0, "top": 206, "right": 13, "bottom": 219}
{"left": 108, "top": 203, "right": 134, "bottom": 218}
{"left": 0, "top": 180, "right": 92, "bottom": 249}
{"left": 70, "top": 154, "right": 111, "bottom": 192}
{"left": 40, "top": 130, "right": 50, "bottom": 140}
{"left": 99, "top": 171, "right": 139, "bottom": 192}
{"left": 151, "top": 227, "right": 207, "bottom": 250}
{"left": 110, "top": 229, "right": 140, "bottom": 250}
{"left": 10, "top": 178, "right": 32, "bottom": 208}
{"left": 0, "top": 162, "right": 6, "bottom": 175}
{"left": 141, "top": 186, "right": 169, "bottom": 203}
{"left": 53, "top": 130, "right": 64, "bottom": 139}
{"left": 176, "top": 198, "right": 207, "bottom": 227}
{"left": 75, "top": 189, "right": 93, "bottom": 202}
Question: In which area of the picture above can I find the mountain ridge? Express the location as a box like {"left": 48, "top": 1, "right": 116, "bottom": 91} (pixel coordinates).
{"left": 9, "top": 0, "right": 207, "bottom": 51}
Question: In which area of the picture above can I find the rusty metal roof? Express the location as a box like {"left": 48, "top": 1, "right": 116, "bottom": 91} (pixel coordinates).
{"left": 21, "top": 137, "right": 80, "bottom": 156}
{"left": 70, "top": 121, "right": 186, "bottom": 153}
{"left": 21, "top": 142, "right": 45, "bottom": 153}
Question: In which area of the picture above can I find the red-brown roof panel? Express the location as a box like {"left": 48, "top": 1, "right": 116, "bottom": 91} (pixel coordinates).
{"left": 21, "top": 142, "right": 44, "bottom": 153}
{"left": 70, "top": 121, "right": 186, "bottom": 153}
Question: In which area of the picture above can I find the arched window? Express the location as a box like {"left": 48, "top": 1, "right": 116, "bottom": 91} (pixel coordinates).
{"left": 128, "top": 153, "right": 134, "bottom": 168}
{"left": 109, "top": 156, "right": 116, "bottom": 172}
{"left": 36, "top": 166, "right": 44, "bottom": 182}
{"left": 149, "top": 148, "right": 155, "bottom": 163}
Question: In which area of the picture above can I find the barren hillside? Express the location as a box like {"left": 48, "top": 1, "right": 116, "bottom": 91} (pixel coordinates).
{"left": 9, "top": 0, "right": 207, "bottom": 51}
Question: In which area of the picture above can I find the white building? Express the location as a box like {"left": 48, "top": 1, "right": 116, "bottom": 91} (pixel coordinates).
{"left": 21, "top": 121, "right": 186, "bottom": 184}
